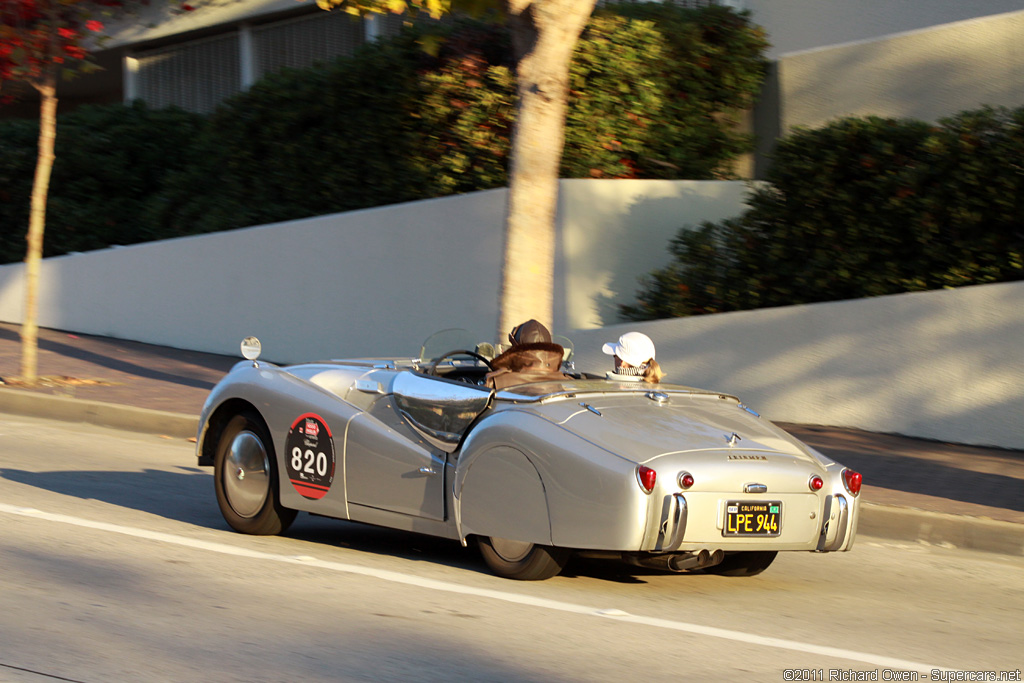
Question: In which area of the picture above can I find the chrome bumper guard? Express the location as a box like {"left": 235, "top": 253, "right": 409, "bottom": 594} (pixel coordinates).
{"left": 658, "top": 493, "right": 688, "bottom": 552}
{"left": 817, "top": 493, "right": 849, "bottom": 551}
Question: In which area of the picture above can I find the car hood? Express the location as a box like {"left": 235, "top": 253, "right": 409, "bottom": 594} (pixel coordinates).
{"left": 511, "top": 391, "right": 819, "bottom": 465}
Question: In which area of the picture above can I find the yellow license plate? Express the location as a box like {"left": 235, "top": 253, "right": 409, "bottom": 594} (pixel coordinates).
{"left": 724, "top": 501, "right": 782, "bottom": 536}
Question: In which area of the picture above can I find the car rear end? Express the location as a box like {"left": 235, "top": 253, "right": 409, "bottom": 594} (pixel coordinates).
{"left": 636, "top": 447, "right": 861, "bottom": 556}
{"left": 522, "top": 384, "right": 862, "bottom": 569}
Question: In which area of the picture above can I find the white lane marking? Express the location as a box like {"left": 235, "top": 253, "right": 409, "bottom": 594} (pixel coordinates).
{"left": 0, "top": 503, "right": 952, "bottom": 673}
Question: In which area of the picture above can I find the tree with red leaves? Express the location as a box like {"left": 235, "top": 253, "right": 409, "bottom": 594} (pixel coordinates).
{"left": 0, "top": 0, "right": 128, "bottom": 382}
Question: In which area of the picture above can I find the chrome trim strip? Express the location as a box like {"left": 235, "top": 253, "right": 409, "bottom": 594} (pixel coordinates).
{"left": 491, "top": 381, "right": 741, "bottom": 404}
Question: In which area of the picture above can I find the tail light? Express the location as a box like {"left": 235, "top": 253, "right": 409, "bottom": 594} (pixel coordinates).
{"left": 808, "top": 475, "right": 824, "bottom": 491}
{"left": 636, "top": 465, "right": 657, "bottom": 494}
{"left": 842, "top": 469, "right": 863, "bottom": 496}
{"left": 678, "top": 471, "right": 694, "bottom": 489}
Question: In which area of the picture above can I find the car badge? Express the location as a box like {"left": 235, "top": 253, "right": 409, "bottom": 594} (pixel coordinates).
{"left": 725, "top": 432, "right": 742, "bottom": 447}
{"left": 646, "top": 391, "right": 669, "bottom": 404}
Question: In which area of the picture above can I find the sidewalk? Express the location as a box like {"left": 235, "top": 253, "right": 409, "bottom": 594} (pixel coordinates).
{"left": 2, "top": 322, "right": 1022, "bottom": 555}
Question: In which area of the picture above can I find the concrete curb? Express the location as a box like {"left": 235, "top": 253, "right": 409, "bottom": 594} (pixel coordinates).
{"left": 0, "top": 387, "right": 198, "bottom": 439}
{"left": 1, "top": 389, "right": 1021, "bottom": 557}
{"left": 858, "top": 502, "right": 1024, "bottom": 557}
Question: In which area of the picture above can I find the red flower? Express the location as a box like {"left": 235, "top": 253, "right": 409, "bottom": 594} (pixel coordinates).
{"left": 181, "top": 3, "right": 194, "bottom": 10}
{"left": 85, "top": 20, "right": 104, "bottom": 32}
{"left": 58, "top": 27, "right": 76, "bottom": 39}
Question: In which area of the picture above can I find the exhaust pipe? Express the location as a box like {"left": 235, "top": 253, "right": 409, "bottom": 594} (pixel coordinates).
{"left": 626, "top": 549, "right": 725, "bottom": 573}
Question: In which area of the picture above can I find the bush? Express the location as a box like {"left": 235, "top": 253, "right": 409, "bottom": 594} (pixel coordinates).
{"left": 567, "top": 4, "right": 767, "bottom": 179}
{"left": 621, "top": 108, "right": 1024, "bottom": 321}
{"left": 0, "top": 102, "right": 206, "bottom": 262}
{"left": 0, "top": 116, "right": 37, "bottom": 263}
{"left": 0, "top": 5, "right": 769, "bottom": 262}
{"left": 154, "top": 6, "right": 767, "bottom": 236}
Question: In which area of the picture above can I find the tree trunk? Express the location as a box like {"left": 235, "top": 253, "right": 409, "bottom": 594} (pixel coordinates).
{"left": 496, "top": 0, "right": 596, "bottom": 341}
{"left": 21, "top": 71, "right": 58, "bottom": 383}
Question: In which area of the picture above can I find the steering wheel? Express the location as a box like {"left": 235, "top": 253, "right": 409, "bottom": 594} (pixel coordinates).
{"left": 429, "top": 349, "right": 494, "bottom": 376}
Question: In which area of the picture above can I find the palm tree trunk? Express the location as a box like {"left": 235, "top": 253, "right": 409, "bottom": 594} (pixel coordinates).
{"left": 497, "top": 0, "right": 596, "bottom": 340}
{"left": 21, "top": 70, "right": 58, "bottom": 383}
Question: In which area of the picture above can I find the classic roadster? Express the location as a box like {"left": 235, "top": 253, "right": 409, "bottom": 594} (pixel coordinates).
{"left": 196, "top": 331, "right": 861, "bottom": 580}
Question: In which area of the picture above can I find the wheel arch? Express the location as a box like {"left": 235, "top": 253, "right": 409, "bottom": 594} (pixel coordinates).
{"left": 198, "top": 398, "right": 265, "bottom": 466}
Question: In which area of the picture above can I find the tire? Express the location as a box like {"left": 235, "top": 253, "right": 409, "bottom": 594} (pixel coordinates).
{"left": 477, "top": 537, "right": 570, "bottom": 581}
{"left": 214, "top": 412, "right": 297, "bottom": 535}
{"left": 703, "top": 551, "right": 777, "bottom": 577}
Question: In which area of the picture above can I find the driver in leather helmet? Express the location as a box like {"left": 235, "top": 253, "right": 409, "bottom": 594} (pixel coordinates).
{"left": 485, "top": 319, "right": 568, "bottom": 390}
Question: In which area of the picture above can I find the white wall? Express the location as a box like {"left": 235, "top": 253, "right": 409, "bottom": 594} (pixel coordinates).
{"left": 743, "top": 0, "right": 1024, "bottom": 59}
{"left": 555, "top": 179, "right": 757, "bottom": 332}
{"left": 571, "top": 281, "right": 1024, "bottom": 450}
{"left": 776, "top": 9, "right": 1024, "bottom": 131}
{"left": 2, "top": 181, "right": 1020, "bottom": 448}
{"left": 0, "top": 180, "right": 751, "bottom": 362}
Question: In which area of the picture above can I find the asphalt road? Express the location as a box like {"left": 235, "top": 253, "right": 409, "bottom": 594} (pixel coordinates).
{"left": 1, "top": 415, "right": 1021, "bottom": 683}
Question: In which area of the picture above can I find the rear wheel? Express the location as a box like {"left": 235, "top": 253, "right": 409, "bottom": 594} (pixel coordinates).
{"left": 703, "top": 551, "right": 777, "bottom": 577}
{"left": 477, "top": 537, "right": 570, "bottom": 581}
{"left": 214, "top": 412, "right": 297, "bottom": 535}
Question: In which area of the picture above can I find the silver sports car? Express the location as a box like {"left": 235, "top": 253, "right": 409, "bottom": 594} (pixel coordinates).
{"left": 196, "top": 331, "right": 862, "bottom": 580}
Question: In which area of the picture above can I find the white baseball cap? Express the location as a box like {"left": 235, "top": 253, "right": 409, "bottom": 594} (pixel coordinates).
{"left": 602, "top": 332, "right": 656, "bottom": 367}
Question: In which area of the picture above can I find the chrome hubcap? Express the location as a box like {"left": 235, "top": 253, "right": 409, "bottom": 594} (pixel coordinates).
{"left": 490, "top": 538, "right": 533, "bottom": 562}
{"left": 223, "top": 430, "right": 270, "bottom": 518}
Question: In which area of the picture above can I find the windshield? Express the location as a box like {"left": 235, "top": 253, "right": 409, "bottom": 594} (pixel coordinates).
{"left": 419, "top": 329, "right": 487, "bottom": 363}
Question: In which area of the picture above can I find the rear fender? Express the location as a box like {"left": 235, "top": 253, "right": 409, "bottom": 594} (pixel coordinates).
{"left": 455, "top": 445, "right": 552, "bottom": 545}
{"left": 454, "top": 410, "right": 650, "bottom": 550}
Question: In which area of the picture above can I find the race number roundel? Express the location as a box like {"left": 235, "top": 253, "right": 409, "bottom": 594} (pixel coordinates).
{"left": 284, "top": 413, "right": 335, "bottom": 500}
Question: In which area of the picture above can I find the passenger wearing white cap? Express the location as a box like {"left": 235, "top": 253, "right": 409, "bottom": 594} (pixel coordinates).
{"left": 602, "top": 331, "right": 664, "bottom": 383}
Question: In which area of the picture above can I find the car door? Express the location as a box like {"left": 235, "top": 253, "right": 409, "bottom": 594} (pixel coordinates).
{"left": 344, "top": 371, "right": 491, "bottom": 521}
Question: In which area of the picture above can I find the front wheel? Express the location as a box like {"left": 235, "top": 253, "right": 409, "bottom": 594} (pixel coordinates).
{"left": 477, "top": 537, "right": 570, "bottom": 580}
{"left": 214, "top": 412, "right": 297, "bottom": 535}
{"left": 703, "top": 551, "right": 777, "bottom": 577}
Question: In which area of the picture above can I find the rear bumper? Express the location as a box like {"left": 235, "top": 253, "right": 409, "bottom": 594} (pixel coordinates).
{"left": 650, "top": 491, "right": 858, "bottom": 553}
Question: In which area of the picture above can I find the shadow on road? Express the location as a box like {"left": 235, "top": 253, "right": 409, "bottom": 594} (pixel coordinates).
{"left": 1, "top": 465, "right": 696, "bottom": 584}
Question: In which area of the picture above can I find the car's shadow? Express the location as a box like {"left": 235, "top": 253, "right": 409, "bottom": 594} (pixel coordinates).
{"left": 1, "top": 466, "right": 672, "bottom": 583}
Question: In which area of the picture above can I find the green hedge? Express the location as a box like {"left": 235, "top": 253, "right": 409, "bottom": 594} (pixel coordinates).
{"left": 0, "top": 102, "right": 205, "bottom": 262}
{"left": 0, "top": 5, "right": 768, "bottom": 261}
{"left": 621, "top": 107, "right": 1024, "bottom": 320}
